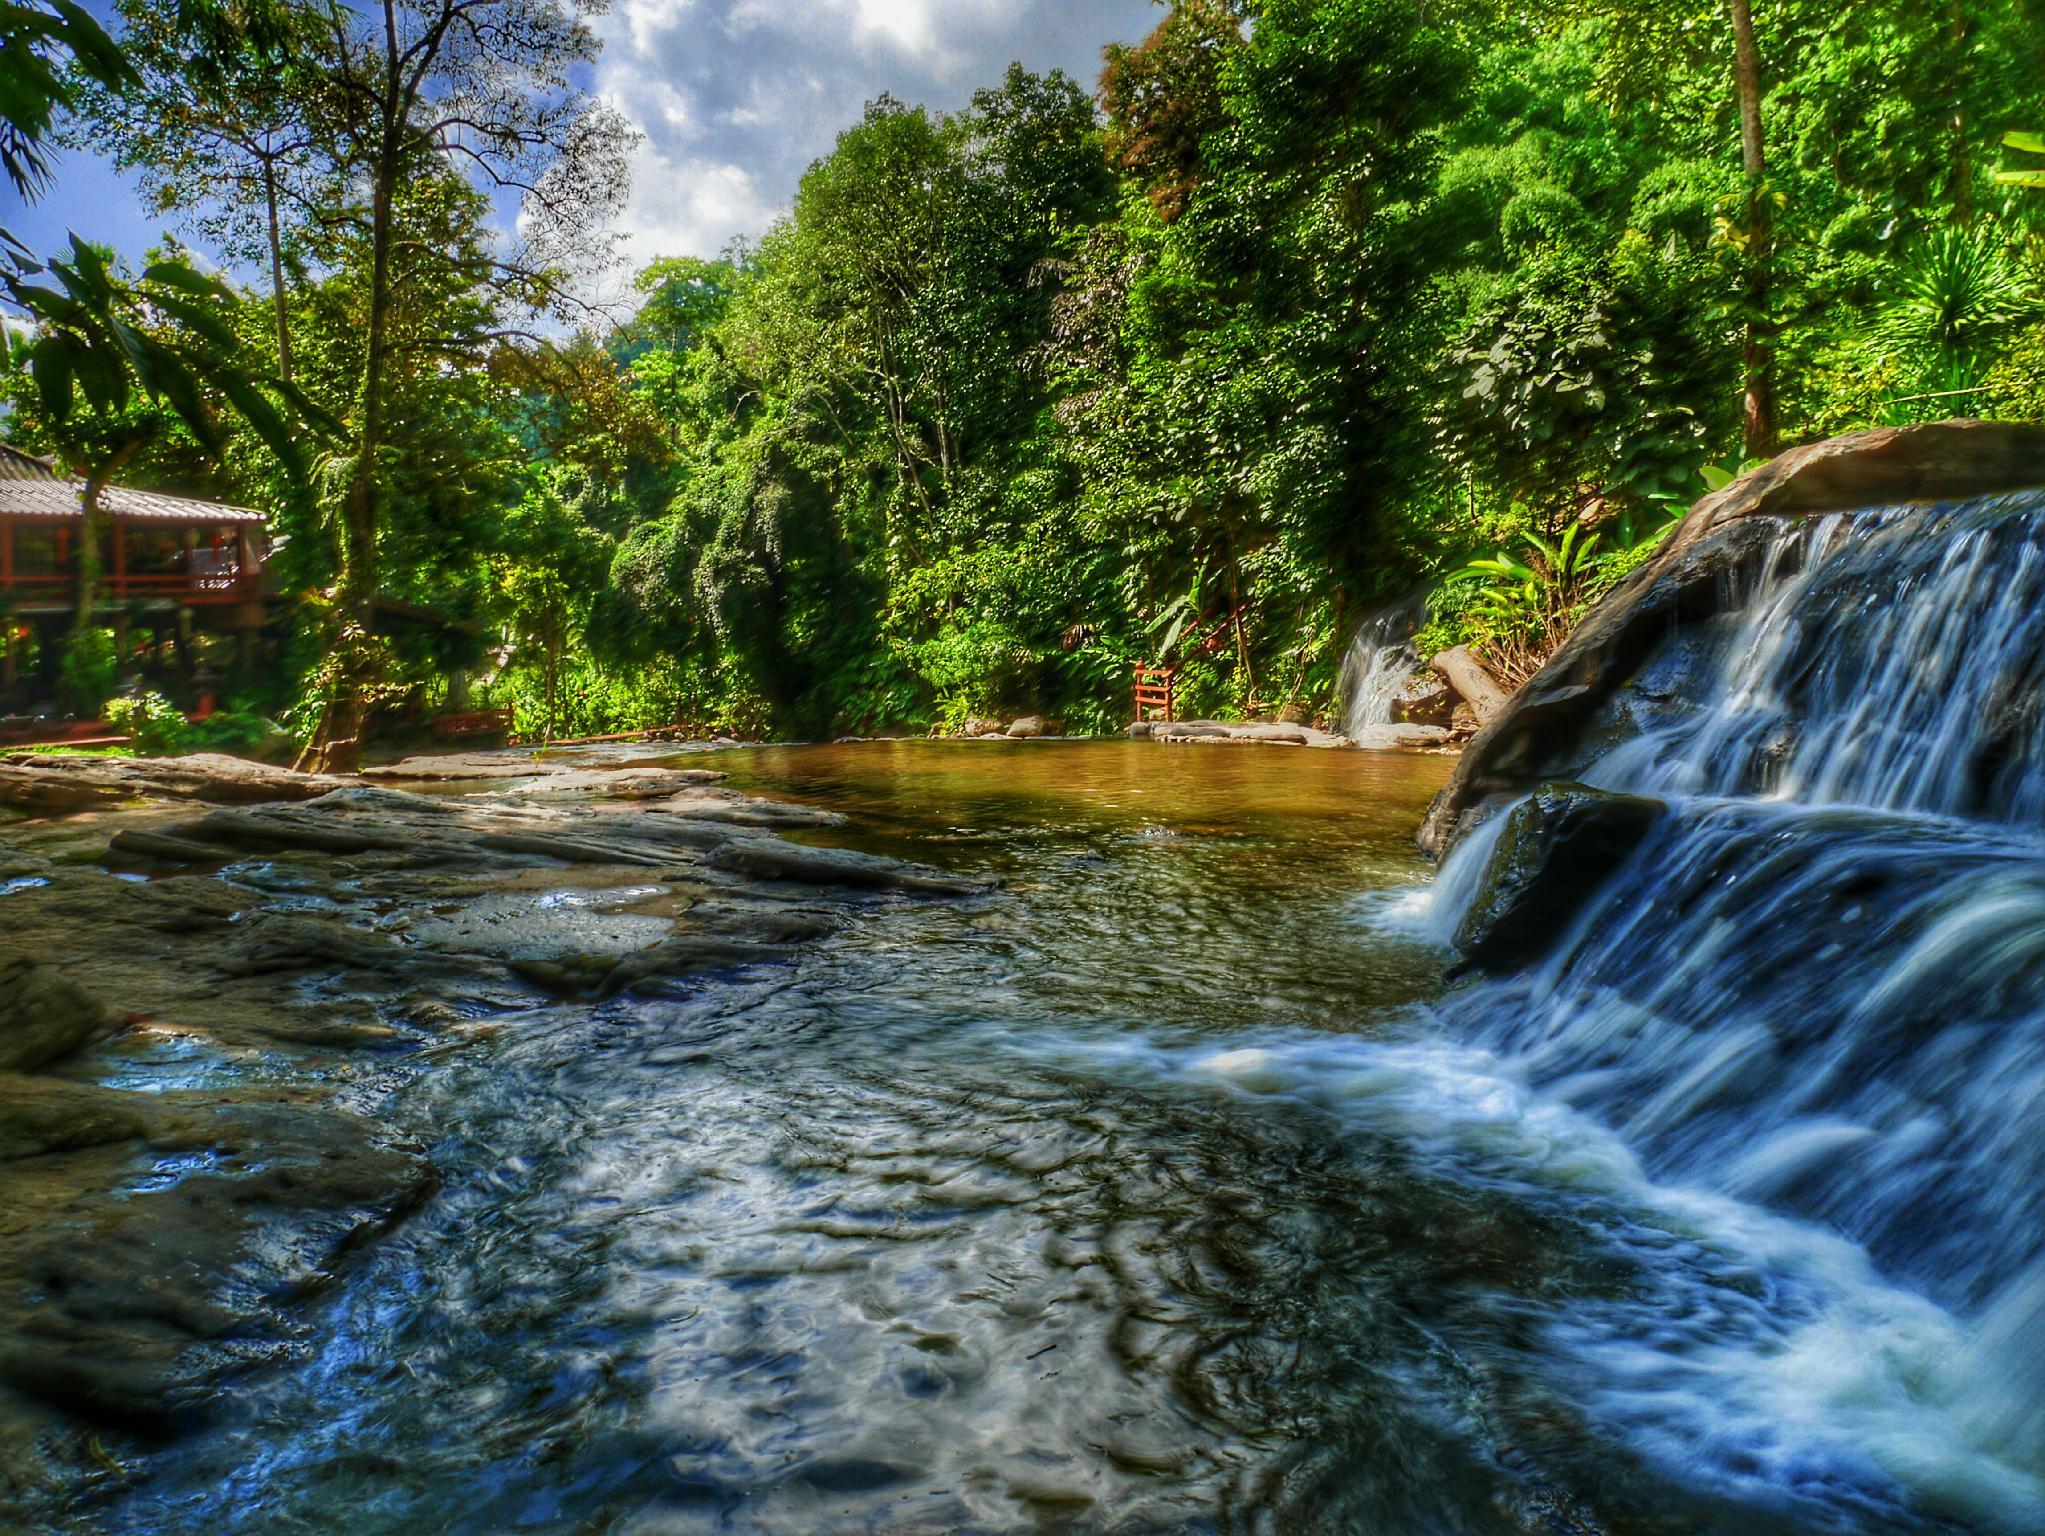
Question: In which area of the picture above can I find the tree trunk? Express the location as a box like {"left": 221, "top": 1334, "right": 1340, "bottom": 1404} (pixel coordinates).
{"left": 1730, "top": 0, "right": 1776, "bottom": 459}
{"left": 263, "top": 158, "right": 296, "bottom": 383}
{"left": 1948, "top": 0, "right": 1973, "bottom": 222}
{"left": 300, "top": 15, "right": 401, "bottom": 775}
{"left": 73, "top": 441, "right": 141, "bottom": 639}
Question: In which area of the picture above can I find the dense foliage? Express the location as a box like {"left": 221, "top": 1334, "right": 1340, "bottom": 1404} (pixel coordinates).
{"left": 8, "top": 0, "right": 2045, "bottom": 742}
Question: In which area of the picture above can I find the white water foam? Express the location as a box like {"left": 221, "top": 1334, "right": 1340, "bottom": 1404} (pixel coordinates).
{"left": 1052, "top": 1026, "right": 2045, "bottom": 1534}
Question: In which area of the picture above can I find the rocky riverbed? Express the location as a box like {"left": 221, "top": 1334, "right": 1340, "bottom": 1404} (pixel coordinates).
{"left": 0, "top": 746, "right": 985, "bottom": 1517}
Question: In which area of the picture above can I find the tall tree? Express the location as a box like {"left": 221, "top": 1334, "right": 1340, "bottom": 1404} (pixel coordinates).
{"left": 76, "top": 0, "right": 328, "bottom": 382}
{"left": 1728, "top": 0, "right": 1775, "bottom": 455}
{"left": 294, "top": 0, "right": 630, "bottom": 771}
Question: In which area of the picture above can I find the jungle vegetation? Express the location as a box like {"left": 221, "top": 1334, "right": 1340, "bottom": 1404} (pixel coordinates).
{"left": 6, "top": 0, "right": 2045, "bottom": 756}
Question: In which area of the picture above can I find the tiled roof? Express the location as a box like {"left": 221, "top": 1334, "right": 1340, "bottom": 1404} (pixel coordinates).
{"left": 0, "top": 444, "right": 264, "bottom": 524}
{"left": 0, "top": 444, "right": 59, "bottom": 481}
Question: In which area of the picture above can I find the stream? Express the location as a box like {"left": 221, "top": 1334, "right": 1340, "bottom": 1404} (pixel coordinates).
{"left": 66, "top": 733, "right": 2044, "bottom": 1534}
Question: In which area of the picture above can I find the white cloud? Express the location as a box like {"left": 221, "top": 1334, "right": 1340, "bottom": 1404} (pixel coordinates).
{"left": 589, "top": 0, "right": 1158, "bottom": 265}
{"left": 611, "top": 142, "right": 781, "bottom": 273}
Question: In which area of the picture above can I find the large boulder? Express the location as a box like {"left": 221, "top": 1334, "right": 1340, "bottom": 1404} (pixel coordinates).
{"left": 1420, "top": 420, "right": 2045, "bottom": 856}
{"left": 1452, "top": 783, "right": 1666, "bottom": 971}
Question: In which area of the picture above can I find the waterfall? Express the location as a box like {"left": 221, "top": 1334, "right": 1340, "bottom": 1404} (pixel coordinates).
{"left": 1413, "top": 493, "right": 2045, "bottom": 1531}
{"left": 1337, "top": 597, "right": 1425, "bottom": 736}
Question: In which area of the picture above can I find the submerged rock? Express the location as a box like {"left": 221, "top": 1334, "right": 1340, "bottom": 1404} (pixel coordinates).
{"left": 706, "top": 836, "right": 984, "bottom": 895}
{"left": 1421, "top": 420, "right": 2045, "bottom": 855}
{"left": 1452, "top": 783, "right": 1666, "bottom": 971}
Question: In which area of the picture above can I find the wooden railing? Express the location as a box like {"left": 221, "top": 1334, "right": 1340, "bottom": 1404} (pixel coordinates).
{"left": 0, "top": 570, "right": 261, "bottom": 603}
{"left": 1133, "top": 663, "right": 1176, "bottom": 723}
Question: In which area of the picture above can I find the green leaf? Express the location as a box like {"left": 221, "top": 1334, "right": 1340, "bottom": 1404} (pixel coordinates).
{"left": 149, "top": 293, "right": 239, "bottom": 352}
{"left": 72, "top": 341, "right": 127, "bottom": 413}
{"left": 149, "top": 352, "right": 218, "bottom": 450}
{"left": 2003, "top": 131, "right": 2045, "bottom": 155}
{"left": 1698, "top": 464, "right": 1736, "bottom": 491}
{"left": 217, "top": 372, "right": 302, "bottom": 478}
{"left": 142, "top": 261, "right": 233, "bottom": 300}
{"left": 29, "top": 332, "right": 73, "bottom": 420}
{"left": 43, "top": 0, "right": 133, "bottom": 89}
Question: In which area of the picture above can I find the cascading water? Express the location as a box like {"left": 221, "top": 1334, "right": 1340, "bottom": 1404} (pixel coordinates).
{"left": 1396, "top": 492, "right": 2045, "bottom": 1531}
{"left": 1337, "top": 596, "right": 1426, "bottom": 737}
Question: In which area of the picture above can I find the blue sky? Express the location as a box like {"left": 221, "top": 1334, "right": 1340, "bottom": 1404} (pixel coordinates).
{"left": 5, "top": 0, "right": 1161, "bottom": 281}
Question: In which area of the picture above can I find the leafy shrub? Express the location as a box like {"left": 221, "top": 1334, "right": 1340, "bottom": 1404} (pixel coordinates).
{"left": 59, "top": 628, "right": 119, "bottom": 716}
{"left": 104, "top": 691, "right": 193, "bottom": 755}
{"left": 192, "top": 709, "right": 293, "bottom": 761}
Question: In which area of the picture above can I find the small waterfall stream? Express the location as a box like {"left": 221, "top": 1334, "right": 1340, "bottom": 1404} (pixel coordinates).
{"left": 1337, "top": 597, "right": 1425, "bottom": 736}
{"left": 1409, "top": 492, "right": 2045, "bottom": 1530}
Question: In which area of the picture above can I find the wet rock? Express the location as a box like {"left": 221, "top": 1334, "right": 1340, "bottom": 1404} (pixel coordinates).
{"left": 506, "top": 766, "right": 730, "bottom": 799}
{"left": 1124, "top": 721, "right": 1153, "bottom": 739}
{"left": 640, "top": 790, "right": 844, "bottom": 828}
{"left": 1230, "top": 722, "right": 1309, "bottom": 745}
{"left": 0, "top": 1100, "right": 433, "bottom": 1432}
{"left": 1662, "top": 417, "right": 2045, "bottom": 561}
{"left": 185, "top": 806, "right": 418, "bottom": 857}
{"left": 0, "top": 1078, "right": 157, "bottom": 1160}
{"left": 0, "top": 741, "right": 977, "bottom": 1470}
{"left": 359, "top": 751, "right": 561, "bottom": 783}
{"left": 1422, "top": 421, "right": 2045, "bottom": 856}
{"left": 1006, "top": 717, "right": 1047, "bottom": 739}
{"left": 1452, "top": 783, "right": 1665, "bottom": 971}
{"left": 590, "top": 937, "right": 801, "bottom": 996}
{"left": 105, "top": 827, "right": 235, "bottom": 866}
{"left": 0, "top": 961, "right": 113, "bottom": 1072}
{"left": 685, "top": 898, "right": 845, "bottom": 946}
{"left": 1393, "top": 677, "right": 1455, "bottom": 728}
{"left": 706, "top": 837, "right": 982, "bottom": 895}
{"left": 960, "top": 718, "right": 1005, "bottom": 739}
{"left": 0, "top": 753, "right": 343, "bottom": 815}
{"left": 1351, "top": 723, "right": 1454, "bottom": 751}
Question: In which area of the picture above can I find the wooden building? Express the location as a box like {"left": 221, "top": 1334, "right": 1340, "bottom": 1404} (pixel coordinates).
{"left": 0, "top": 444, "right": 268, "bottom": 699}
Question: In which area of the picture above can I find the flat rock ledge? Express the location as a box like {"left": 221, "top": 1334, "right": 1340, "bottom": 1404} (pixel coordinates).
{"left": 0, "top": 749, "right": 982, "bottom": 1501}
{"left": 1127, "top": 719, "right": 1449, "bottom": 750}
{"left": 1420, "top": 419, "right": 2045, "bottom": 856}
{"left": 0, "top": 751, "right": 347, "bottom": 814}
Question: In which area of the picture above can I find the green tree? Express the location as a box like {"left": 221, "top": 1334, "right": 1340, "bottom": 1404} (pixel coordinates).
{"left": 292, "top": 0, "right": 631, "bottom": 771}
